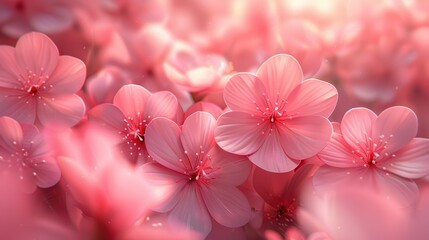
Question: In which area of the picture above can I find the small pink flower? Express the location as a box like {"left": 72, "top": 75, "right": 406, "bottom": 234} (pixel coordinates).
{"left": 163, "top": 42, "right": 229, "bottom": 92}
{"left": 301, "top": 181, "right": 409, "bottom": 240}
{"left": 50, "top": 124, "right": 156, "bottom": 237}
{"left": 141, "top": 111, "right": 252, "bottom": 238}
{"left": 215, "top": 54, "right": 338, "bottom": 173}
{"left": 0, "top": 0, "right": 75, "bottom": 37}
{"left": 279, "top": 20, "right": 324, "bottom": 78}
{"left": 0, "top": 116, "right": 60, "bottom": 193}
{"left": 89, "top": 84, "right": 183, "bottom": 164}
{"left": 314, "top": 106, "right": 429, "bottom": 206}
{"left": 85, "top": 65, "right": 132, "bottom": 107}
{"left": 253, "top": 164, "right": 316, "bottom": 235}
{"left": 0, "top": 32, "right": 86, "bottom": 127}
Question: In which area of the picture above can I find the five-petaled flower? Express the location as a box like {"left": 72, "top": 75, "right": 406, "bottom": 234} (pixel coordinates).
{"left": 314, "top": 106, "right": 429, "bottom": 206}
{"left": 89, "top": 84, "right": 183, "bottom": 164}
{"left": 0, "top": 116, "right": 60, "bottom": 193}
{"left": 141, "top": 111, "right": 252, "bottom": 238}
{"left": 215, "top": 54, "right": 338, "bottom": 173}
{"left": 0, "top": 32, "right": 86, "bottom": 127}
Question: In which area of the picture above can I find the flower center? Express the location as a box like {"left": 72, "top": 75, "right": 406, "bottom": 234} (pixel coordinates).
{"left": 0, "top": 140, "right": 44, "bottom": 181}
{"left": 179, "top": 147, "right": 221, "bottom": 184}
{"left": 265, "top": 199, "right": 298, "bottom": 233}
{"left": 18, "top": 68, "right": 53, "bottom": 95}
{"left": 135, "top": 132, "right": 144, "bottom": 142}
{"left": 27, "top": 85, "right": 39, "bottom": 96}
{"left": 350, "top": 134, "right": 396, "bottom": 167}
{"left": 252, "top": 92, "right": 300, "bottom": 125}
{"left": 189, "top": 170, "right": 203, "bottom": 182}
{"left": 122, "top": 113, "right": 149, "bottom": 141}
{"left": 119, "top": 112, "right": 150, "bottom": 159}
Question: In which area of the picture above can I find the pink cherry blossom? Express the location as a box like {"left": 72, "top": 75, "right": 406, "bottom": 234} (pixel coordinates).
{"left": 162, "top": 41, "right": 229, "bottom": 92}
{"left": 0, "top": 173, "right": 84, "bottom": 240}
{"left": 314, "top": 106, "right": 429, "bottom": 206}
{"left": 333, "top": 3, "right": 418, "bottom": 105}
{"left": 89, "top": 84, "right": 183, "bottom": 164}
{"left": 300, "top": 182, "right": 409, "bottom": 240}
{"left": 279, "top": 20, "right": 325, "bottom": 78}
{"left": 0, "top": 32, "right": 86, "bottom": 127}
{"left": 0, "top": 116, "right": 60, "bottom": 193}
{"left": 141, "top": 111, "right": 252, "bottom": 238}
{"left": 215, "top": 54, "right": 338, "bottom": 173}
{"left": 47, "top": 123, "right": 160, "bottom": 238}
{"left": 0, "top": 0, "right": 75, "bottom": 38}
{"left": 253, "top": 164, "right": 317, "bottom": 235}
{"left": 84, "top": 65, "right": 132, "bottom": 107}
{"left": 98, "top": 24, "right": 173, "bottom": 71}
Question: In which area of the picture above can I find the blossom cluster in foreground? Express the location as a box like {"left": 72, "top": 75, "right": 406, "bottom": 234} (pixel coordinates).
{"left": 1, "top": 1, "right": 429, "bottom": 239}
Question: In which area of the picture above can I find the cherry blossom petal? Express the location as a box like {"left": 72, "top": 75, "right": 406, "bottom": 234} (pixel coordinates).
{"left": 139, "top": 162, "right": 187, "bottom": 212}
{"left": 340, "top": 108, "right": 377, "bottom": 152}
{"left": 185, "top": 67, "right": 218, "bottom": 90}
{"left": 215, "top": 111, "right": 267, "bottom": 155}
{"left": 46, "top": 56, "right": 86, "bottom": 94}
{"left": 0, "top": 88, "right": 36, "bottom": 124}
{"left": 20, "top": 169, "right": 38, "bottom": 193}
{"left": 0, "top": 46, "right": 21, "bottom": 88}
{"left": 256, "top": 54, "right": 303, "bottom": 100}
{"left": 286, "top": 79, "right": 338, "bottom": 118}
{"left": 114, "top": 138, "right": 149, "bottom": 164}
{"left": 278, "top": 116, "right": 332, "bottom": 160}
{"left": 206, "top": 221, "right": 246, "bottom": 240}
{"left": 21, "top": 123, "right": 40, "bottom": 147}
{"left": 37, "top": 94, "right": 85, "bottom": 127}
{"left": 371, "top": 169, "right": 419, "bottom": 207}
{"left": 180, "top": 112, "right": 216, "bottom": 168}
{"left": 201, "top": 183, "right": 251, "bottom": 228}
{"left": 265, "top": 230, "right": 285, "bottom": 240}
{"left": 286, "top": 164, "right": 317, "bottom": 199}
{"left": 313, "top": 166, "right": 365, "bottom": 194}
{"left": 318, "top": 133, "right": 362, "bottom": 168}
{"left": 143, "top": 91, "right": 181, "bottom": 121}
{"left": 168, "top": 183, "right": 212, "bottom": 238}
{"left": 308, "top": 232, "right": 332, "bottom": 240}
{"left": 184, "top": 102, "right": 223, "bottom": 119}
{"left": 32, "top": 157, "right": 61, "bottom": 188}
{"left": 249, "top": 129, "right": 300, "bottom": 173}
{"left": 332, "top": 122, "right": 341, "bottom": 134}
{"left": 15, "top": 32, "right": 59, "bottom": 77}
{"left": 29, "top": 5, "right": 74, "bottom": 33}
{"left": 113, "top": 84, "right": 151, "bottom": 119}
{"left": 208, "top": 146, "right": 251, "bottom": 186}
{"left": 85, "top": 66, "right": 131, "bottom": 105}
{"left": 285, "top": 227, "right": 307, "bottom": 240}
{"left": 145, "top": 117, "right": 187, "bottom": 173}
{"left": 378, "top": 138, "right": 429, "bottom": 179}
{"left": 88, "top": 104, "right": 126, "bottom": 132}
{"left": 223, "top": 73, "right": 268, "bottom": 113}
{"left": 373, "top": 106, "right": 418, "bottom": 156}
{"left": 313, "top": 166, "right": 419, "bottom": 207}
{"left": 57, "top": 156, "right": 99, "bottom": 213}
{"left": 253, "top": 167, "right": 294, "bottom": 205}
{"left": 0, "top": 116, "right": 23, "bottom": 152}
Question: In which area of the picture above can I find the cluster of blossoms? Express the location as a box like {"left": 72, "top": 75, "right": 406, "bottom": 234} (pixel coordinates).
{"left": 1, "top": 0, "right": 429, "bottom": 239}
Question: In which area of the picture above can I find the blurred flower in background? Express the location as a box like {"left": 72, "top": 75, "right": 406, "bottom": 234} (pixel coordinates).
{"left": 0, "top": 0, "right": 429, "bottom": 239}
